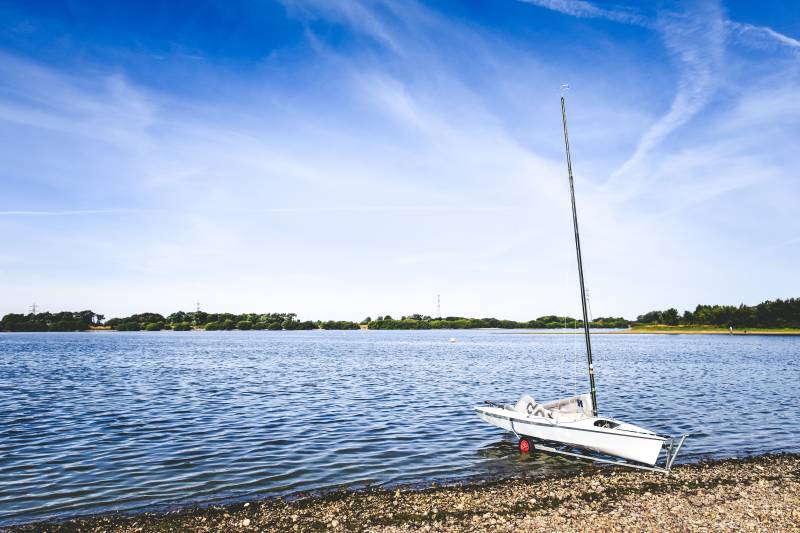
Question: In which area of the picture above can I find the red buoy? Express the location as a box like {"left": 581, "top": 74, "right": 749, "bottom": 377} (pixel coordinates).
{"left": 518, "top": 438, "right": 530, "bottom": 454}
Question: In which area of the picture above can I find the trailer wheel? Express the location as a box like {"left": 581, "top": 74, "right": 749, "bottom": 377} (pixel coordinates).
{"left": 518, "top": 437, "right": 534, "bottom": 454}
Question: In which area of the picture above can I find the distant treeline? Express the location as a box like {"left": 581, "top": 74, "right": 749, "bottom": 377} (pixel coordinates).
{"left": 0, "top": 310, "right": 626, "bottom": 332}
{"left": 2, "top": 297, "right": 798, "bottom": 332}
{"left": 636, "top": 298, "right": 800, "bottom": 328}
{"left": 362, "top": 315, "right": 628, "bottom": 330}
{"left": 108, "top": 312, "right": 628, "bottom": 331}
{"left": 105, "top": 312, "right": 316, "bottom": 331}
{"left": 0, "top": 311, "right": 103, "bottom": 332}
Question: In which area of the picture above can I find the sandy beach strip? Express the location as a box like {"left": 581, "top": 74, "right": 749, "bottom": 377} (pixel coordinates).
{"left": 4, "top": 454, "right": 799, "bottom": 532}
{"left": 610, "top": 329, "right": 800, "bottom": 335}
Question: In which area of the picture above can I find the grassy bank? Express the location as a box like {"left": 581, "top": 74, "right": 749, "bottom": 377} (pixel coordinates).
{"left": 500, "top": 326, "right": 800, "bottom": 335}
{"left": 5, "top": 454, "right": 799, "bottom": 532}
{"left": 619, "top": 325, "right": 800, "bottom": 335}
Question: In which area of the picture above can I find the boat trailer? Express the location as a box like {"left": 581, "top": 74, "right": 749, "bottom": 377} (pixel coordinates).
{"left": 525, "top": 435, "right": 689, "bottom": 475}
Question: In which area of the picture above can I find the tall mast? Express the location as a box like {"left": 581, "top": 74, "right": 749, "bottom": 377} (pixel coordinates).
{"left": 560, "top": 96, "right": 598, "bottom": 417}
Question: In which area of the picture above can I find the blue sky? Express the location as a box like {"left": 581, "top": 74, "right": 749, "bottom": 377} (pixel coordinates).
{"left": 0, "top": 0, "right": 798, "bottom": 321}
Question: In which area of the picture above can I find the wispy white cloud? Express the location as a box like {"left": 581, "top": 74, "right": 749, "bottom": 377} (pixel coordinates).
{"left": 0, "top": 205, "right": 519, "bottom": 217}
{"left": 279, "top": 0, "right": 401, "bottom": 52}
{"left": 0, "top": 209, "right": 147, "bottom": 216}
{"left": 608, "top": 3, "right": 725, "bottom": 188}
{"left": 516, "top": 0, "right": 800, "bottom": 197}
{"left": 0, "top": 38, "right": 576, "bottom": 318}
{"left": 518, "top": 0, "right": 800, "bottom": 54}
{"left": 245, "top": 205, "right": 519, "bottom": 213}
{"left": 517, "top": 0, "right": 649, "bottom": 26}
{"left": 727, "top": 21, "right": 800, "bottom": 53}
{"left": 0, "top": 53, "right": 157, "bottom": 150}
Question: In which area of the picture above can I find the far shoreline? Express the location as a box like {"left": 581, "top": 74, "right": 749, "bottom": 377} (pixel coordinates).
{"left": 3, "top": 327, "right": 800, "bottom": 336}
{"left": 505, "top": 328, "right": 800, "bottom": 336}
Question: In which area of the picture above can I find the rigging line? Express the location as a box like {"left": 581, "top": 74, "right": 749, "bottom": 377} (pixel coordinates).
{"left": 573, "top": 317, "right": 578, "bottom": 398}
{"left": 558, "top": 227, "right": 569, "bottom": 396}
{"left": 587, "top": 291, "right": 594, "bottom": 323}
{"left": 587, "top": 291, "right": 595, "bottom": 374}
{"left": 561, "top": 314, "right": 566, "bottom": 394}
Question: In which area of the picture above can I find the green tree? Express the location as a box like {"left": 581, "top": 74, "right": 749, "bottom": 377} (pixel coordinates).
{"left": 662, "top": 308, "right": 679, "bottom": 326}
{"left": 636, "top": 310, "right": 662, "bottom": 324}
{"left": 167, "top": 311, "right": 189, "bottom": 324}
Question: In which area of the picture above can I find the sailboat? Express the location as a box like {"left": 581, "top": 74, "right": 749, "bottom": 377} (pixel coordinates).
{"left": 474, "top": 96, "right": 688, "bottom": 473}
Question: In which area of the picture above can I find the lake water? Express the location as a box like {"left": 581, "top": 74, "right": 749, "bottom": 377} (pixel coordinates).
{"left": 1, "top": 330, "right": 798, "bottom": 525}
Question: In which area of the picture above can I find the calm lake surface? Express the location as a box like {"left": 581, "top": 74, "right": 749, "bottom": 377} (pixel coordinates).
{"left": 1, "top": 330, "right": 798, "bottom": 524}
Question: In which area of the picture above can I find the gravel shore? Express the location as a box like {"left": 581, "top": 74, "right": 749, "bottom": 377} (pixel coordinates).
{"left": 6, "top": 454, "right": 799, "bottom": 532}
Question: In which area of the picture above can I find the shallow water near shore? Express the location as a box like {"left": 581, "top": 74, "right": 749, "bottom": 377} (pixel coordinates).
{"left": 1, "top": 330, "right": 798, "bottom": 525}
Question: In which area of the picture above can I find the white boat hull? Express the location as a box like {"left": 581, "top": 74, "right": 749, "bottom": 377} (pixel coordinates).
{"left": 475, "top": 405, "right": 665, "bottom": 466}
